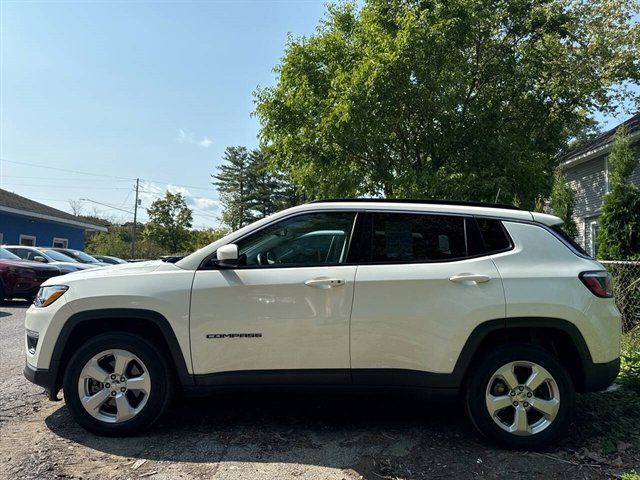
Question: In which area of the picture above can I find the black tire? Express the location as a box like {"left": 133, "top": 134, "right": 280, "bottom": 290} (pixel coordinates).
{"left": 465, "top": 344, "right": 574, "bottom": 450}
{"left": 63, "top": 332, "right": 174, "bottom": 436}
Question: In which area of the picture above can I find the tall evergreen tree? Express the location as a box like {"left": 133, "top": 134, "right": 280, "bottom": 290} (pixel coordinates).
{"left": 214, "top": 147, "right": 306, "bottom": 230}
{"left": 213, "top": 146, "right": 255, "bottom": 230}
{"left": 597, "top": 125, "right": 640, "bottom": 260}
{"left": 550, "top": 170, "right": 579, "bottom": 239}
{"left": 247, "top": 149, "right": 283, "bottom": 218}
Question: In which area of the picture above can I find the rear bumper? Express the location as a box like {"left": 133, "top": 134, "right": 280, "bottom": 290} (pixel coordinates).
{"left": 582, "top": 357, "right": 620, "bottom": 392}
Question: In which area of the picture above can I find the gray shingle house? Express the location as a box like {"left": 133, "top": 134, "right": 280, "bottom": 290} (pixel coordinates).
{"left": 560, "top": 114, "right": 640, "bottom": 257}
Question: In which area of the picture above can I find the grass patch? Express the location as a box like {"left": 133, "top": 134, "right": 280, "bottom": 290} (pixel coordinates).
{"left": 620, "top": 328, "right": 640, "bottom": 392}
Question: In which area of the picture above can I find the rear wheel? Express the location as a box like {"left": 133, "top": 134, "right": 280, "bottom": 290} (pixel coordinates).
{"left": 465, "top": 345, "right": 574, "bottom": 449}
{"left": 63, "top": 332, "right": 174, "bottom": 436}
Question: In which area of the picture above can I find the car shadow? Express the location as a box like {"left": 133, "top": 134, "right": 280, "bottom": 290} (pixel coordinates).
{"left": 45, "top": 390, "right": 480, "bottom": 466}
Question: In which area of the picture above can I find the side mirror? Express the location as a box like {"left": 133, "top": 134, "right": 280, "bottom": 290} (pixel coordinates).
{"left": 33, "top": 256, "right": 47, "bottom": 263}
{"left": 215, "top": 244, "right": 239, "bottom": 268}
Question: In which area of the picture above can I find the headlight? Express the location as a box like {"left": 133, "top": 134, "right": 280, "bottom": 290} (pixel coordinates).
{"left": 34, "top": 285, "right": 68, "bottom": 307}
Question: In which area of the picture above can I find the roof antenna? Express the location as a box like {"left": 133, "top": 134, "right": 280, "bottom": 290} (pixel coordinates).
{"left": 494, "top": 187, "right": 501, "bottom": 203}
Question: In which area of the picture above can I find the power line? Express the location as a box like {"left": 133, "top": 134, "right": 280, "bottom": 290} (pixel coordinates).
{"left": 79, "top": 198, "right": 134, "bottom": 214}
{"left": 0, "top": 158, "right": 134, "bottom": 180}
{"left": 0, "top": 183, "right": 132, "bottom": 190}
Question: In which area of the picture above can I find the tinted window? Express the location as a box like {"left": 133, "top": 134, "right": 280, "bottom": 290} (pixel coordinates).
{"left": 0, "top": 248, "right": 21, "bottom": 260}
{"left": 235, "top": 211, "right": 356, "bottom": 267}
{"left": 476, "top": 218, "right": 511, "bottom": 253}
{"left": 370, "top": 213, "right": 467, "bottom": 262}
{"left": 552, "top": 225, "right": 590, "bottom": 257}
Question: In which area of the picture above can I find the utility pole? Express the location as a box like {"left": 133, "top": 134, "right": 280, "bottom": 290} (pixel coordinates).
{"left": 131, "top": 178, "right": 139, "bottom": 259}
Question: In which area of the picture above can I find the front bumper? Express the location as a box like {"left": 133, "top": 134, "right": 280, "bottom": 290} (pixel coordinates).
{"left": 24, "top": 362, "right": 59, "bottom": 400}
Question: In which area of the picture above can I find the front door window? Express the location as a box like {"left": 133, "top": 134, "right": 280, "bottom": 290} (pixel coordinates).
{"left": 235, "top": 211, "right": 356, "bottom": 267}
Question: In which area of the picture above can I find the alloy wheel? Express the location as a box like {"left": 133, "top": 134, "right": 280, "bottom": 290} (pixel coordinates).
{"left": 485, "top": 360, "right": 560, "bottom": 436}
{"left": 77, "top": 349, "right": 151, "bottom": 423}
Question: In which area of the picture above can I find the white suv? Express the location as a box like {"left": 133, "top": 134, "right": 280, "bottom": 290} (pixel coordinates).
{"left": 24, "top": 200, "right": 621, "bottom": 448}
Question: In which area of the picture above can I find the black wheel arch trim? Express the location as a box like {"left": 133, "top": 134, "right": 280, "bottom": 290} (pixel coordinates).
{"left": 44, "top": 308, "right": 194, "bottom": 400}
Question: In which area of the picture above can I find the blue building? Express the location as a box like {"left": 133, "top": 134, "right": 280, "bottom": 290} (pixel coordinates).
{"left": 0, "top": 189, "right": 107, "bottom": 250}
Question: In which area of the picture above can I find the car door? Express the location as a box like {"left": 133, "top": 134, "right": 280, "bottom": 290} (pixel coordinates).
{"left": 190, "top": 210, "right": 359, "bottom": 385}
{"left": 350, "top": 211, "right": 506, "bottom": 385}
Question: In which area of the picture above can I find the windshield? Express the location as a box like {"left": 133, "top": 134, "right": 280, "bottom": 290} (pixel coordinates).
{"left": 41, "top": 249, "right": 78, "bottom": 262}
{"left": 0, "top": 248, "right": 21, "bottom": 260}
{"left": 71, "top": 250, "right": 101, "bottom": 263}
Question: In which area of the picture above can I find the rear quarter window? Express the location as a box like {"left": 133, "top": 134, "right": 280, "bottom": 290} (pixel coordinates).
{"left": 476, "top": 218, "right": 512, "bottom": 254}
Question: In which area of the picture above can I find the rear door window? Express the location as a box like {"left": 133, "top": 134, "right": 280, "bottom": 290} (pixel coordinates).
{"left": 369, "top": 213, "right": 468, "bottom": 263}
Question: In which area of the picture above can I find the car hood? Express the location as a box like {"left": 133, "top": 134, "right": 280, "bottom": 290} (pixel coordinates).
{"left": 44, "top": 260, "right": 165, "bottom": 284}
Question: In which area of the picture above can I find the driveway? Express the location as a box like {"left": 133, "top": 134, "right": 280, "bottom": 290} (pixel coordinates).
{"left": 1, "top": 302, "right": 638, "bottom": 479}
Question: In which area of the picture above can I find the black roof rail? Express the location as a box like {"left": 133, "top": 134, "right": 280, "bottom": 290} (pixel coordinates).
{"left": 309, "top": 198, "right": 523, "bottom": 211}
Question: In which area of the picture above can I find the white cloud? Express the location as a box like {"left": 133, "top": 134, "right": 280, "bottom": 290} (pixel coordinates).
{"left": 138, "top": 181, "right": 220, "bottom": 227}
{"left": 177, "top": 129, "right": 213, "bottom": 148}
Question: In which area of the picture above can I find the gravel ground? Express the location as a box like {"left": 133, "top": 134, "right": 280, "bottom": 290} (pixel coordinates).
{"left": 1, "top": 301, "right": 638, "bottom": 480}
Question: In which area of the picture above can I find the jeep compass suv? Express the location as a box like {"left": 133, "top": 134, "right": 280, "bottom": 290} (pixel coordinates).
{"left": 24, "top": 200, "right": 621, "bottom": 448}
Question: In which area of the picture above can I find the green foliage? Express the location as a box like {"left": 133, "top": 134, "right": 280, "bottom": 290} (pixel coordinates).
{"left": 597, "top": 126, "right": 640, "bottom": 260}
{"left": 213, "top": 147, "right": 305, "bottom": 230}
{"left": 190, "top": 228, "right": 229, "bottom": 251}
{"left": 622, "top": 471, "right": 640, "bottom": 480}
{"left": 144, "top": 191, "right": 194, "bottom": 254}
{"left": 550, "top": 170, "right": 578, "bottom": 239}
{"left": 255, "top": 0, "right": 639, "bottom": 208}
{"left": 86, "top": 225, "right": 132, "bottom": 259}
{"left": 609, "top": 125, "right": 637, "bottom": 187}
{"left": 620, "top": 328, "right": 640, "bottom": 392}
{"left": 213, "top": 146, "right": 255, "bottom": 230}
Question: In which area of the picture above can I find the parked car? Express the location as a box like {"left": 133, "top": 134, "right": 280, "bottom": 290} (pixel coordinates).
{"left": 0, "top": 248, "right": 61, "bottom": 303}
{"left": 24, "top": 200, "right": 621, "bottom": 449}
{"left": 4, "top": 246, "right": 96, "bottom": 274}
{"left": 90, "top": 254, "right": 128, "bottom": 265}
{"left": 49, "top": 248, "right": 110, "bottom": 267}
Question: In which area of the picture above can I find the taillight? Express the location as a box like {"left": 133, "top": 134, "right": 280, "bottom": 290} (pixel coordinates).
{"left": 579, "top": 271, "right": 613, "bottom": 298}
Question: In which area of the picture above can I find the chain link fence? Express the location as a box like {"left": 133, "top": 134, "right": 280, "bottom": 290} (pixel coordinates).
{"left": 600, "top": 260, "right": 640, "bottom": 332}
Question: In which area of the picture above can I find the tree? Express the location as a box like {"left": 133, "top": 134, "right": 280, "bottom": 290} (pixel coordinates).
{"left": 549, "top": 170, "right": 579, "bottom": 239}
{"left": 190, "top": 227, "right": 229, "bottom": 250}
{"left": 213, "top": 146, "right": 255, "bottom": 230}
{"left": 255, "top": 0, "right": 639, "bottom": 208}
{"left": 69, "top": 199, "right": 85, "bottom": 216}
{"left": 247, "top": 149, "right": 284, "bottom": 218}
{"left": 145, "top": 191, "right": 194, "bottom": 254}
{"left": 213, "top": 147, "right": 305, "bottom": 230}
{"left": 597, "top": 125, "right": 640, "bottom": 260}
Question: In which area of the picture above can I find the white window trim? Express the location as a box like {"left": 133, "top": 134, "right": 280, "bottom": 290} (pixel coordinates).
{"left": 604, "top": 156, "right": 610, "bottom": 193}
{"left": 589, "top": 221, "right": 599, "bottom": 258}
{"left": 19, "top": 234, "right": 37, "bottom": 246}
{"left": 52, "top": 237, "right": 69, "bottom": 248}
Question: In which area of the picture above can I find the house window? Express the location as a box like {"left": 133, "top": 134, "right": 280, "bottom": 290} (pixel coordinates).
{"left": 590, "top": 221, "right": 600, "bottom": 258}
{"left": 52, "top": 238, "right": 69, "bottom": 248}
{"left": 19, "top": 235, "right": 36, "bottom": 246}
{"left": 0, "top": 233, "right": 3, "bottom": 245}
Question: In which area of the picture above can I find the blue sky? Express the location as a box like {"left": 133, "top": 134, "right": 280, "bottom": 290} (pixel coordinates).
{"left": 0, "top": 0, "right": 327, "bottom": 227}
{"left": 0, "top": 1, "right": 636, "bottom": 228}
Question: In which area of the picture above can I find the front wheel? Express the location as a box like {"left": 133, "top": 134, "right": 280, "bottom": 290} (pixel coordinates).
{"left": 63, "top": 332, "right": 174, "bottom": 436}
{"left": 465, "top": 345, "right": 574, "bottom": 449}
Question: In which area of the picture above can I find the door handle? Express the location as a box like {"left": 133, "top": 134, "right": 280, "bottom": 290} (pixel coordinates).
{"left": 304, "top": 278, "right": 345, "bottom": 289}
{"left": 449, "top": 273, "right": 491, "bottom": 284}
